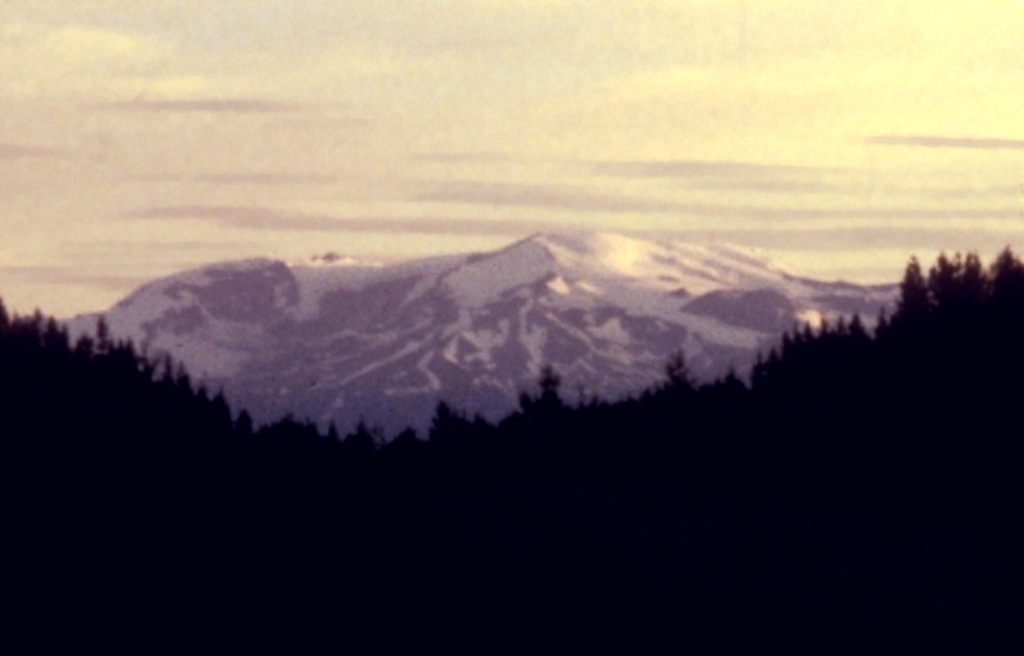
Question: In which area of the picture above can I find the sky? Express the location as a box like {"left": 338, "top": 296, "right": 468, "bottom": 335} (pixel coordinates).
{"left": 1, "top": 0, "right": 1021, "bottom": 317}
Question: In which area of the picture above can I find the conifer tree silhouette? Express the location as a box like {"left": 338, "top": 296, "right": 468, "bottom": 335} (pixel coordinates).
{"left": 896, "top": 255, "right": 929, "bottom": 320}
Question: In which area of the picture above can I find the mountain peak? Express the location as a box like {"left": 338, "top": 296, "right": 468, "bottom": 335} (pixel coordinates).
{"left": 500, "top": 231, "right": 670, "bottom": 274}
{"left": 498, "top": 231, "right": 749, "bottom": 290}
{"left": 514, "top": 230, "right": 647, "bottom": 255}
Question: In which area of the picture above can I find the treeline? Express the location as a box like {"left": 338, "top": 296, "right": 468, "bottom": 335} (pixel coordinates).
{"left": 745, "top": 249, "right": 1024, "bottom": 514}
{"left": 382, "top": 247, "right": 1024, "bottom": 517}
{"left": 6, "top": 246, "right": 1022, "bottom": 497}
{"left": 4, "top": 247, "right": 1024, "bottom": 650}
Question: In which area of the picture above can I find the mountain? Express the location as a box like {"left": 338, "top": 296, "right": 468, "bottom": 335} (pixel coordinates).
{"left": 67, "top": 232, "right": 896, "bottom": 435}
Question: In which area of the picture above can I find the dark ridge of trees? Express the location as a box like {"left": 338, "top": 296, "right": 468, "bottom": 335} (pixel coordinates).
{"left": 4, "top": 248, "right": 1024, "bottom": 651}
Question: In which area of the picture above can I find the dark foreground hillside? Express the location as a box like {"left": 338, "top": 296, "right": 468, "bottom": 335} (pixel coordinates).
{"left": 3, "top": 249, "right": 1023, "bottom": 652}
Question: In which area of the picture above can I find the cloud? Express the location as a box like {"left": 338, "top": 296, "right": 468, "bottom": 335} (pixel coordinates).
{"left": 125, "top": 205, "right": 557, "bottom": 235}
{"left": 0, "top": 24, "right": 206, "bottom": 101}
{"left": 591, "top": 160, "right": 845, "bottom": 193}
{"left": 674, "top": 179, "right": 832, "bottom": 194}
{"left": 409, "top": 180, "right": 1019, "bottom": 220}
{"left": 116, "top": 173, "right": 339, "bottom": 184}
{"left": 693, "top": 206, "right": 1021, "bottom": 221}
{"left": 926, "top": 185, "right": 1024, "bottom": 200}
{"left": 411, "top": 181, "right": 681, "bottom": 213}
{"left": 117, "top": 173, "right": 346, "bottom": 186}
{"left": 128, "top": 206, "right": 307, "bottom": 226}
{"left": 194, "top": 174, "right": 342, "bottom": 185}
{"left": 863, "top": 135, "right": 1024, "bottom": 150}
{"left": 0, "top": 143, "right": 66, "bottom": 159}
{"left": 412, "top": 152, "right": 514, "bottom": 163}
{"left": 116, "top": 174, "right": 190, "bottom": 183}
{"left": 61, "top": 239, "right": 259, "bottom": 258}
{"left": 592, "top": 160, "right": 840, "bottom": 178}
{"left": 0, "top": 265, "right": 146, "bottom": 290}
{"left": 89, "top": 99, "right": 304, "bottom": 113}
{"left": 653, "top": 226, "right": 1023, "bottom": 253}
{"left": 0, "top": 265, "right": 69, "bottom": 279}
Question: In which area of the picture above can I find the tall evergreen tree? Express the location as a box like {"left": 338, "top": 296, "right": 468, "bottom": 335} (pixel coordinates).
{"left": 896, "top": 256, "right": 930, "bottom": 320}
{"left": 991, "top": 246, "right": 1024, "bottom": 302}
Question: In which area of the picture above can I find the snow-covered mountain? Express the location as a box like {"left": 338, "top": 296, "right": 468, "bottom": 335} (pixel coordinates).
{"left": 68, "top": 232, "right": 896, "bottom": 435}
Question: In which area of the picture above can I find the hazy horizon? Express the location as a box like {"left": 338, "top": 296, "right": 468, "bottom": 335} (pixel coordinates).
{"left": 2, "top": 1, "right": 1021, "bottom": 317}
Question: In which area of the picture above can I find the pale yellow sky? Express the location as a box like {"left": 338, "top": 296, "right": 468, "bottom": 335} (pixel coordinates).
{"left": 1, "top": 1, "right": 1021, "bottom": 316}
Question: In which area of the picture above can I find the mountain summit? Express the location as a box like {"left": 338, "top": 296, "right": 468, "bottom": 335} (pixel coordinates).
{"left": 69, "top": 232, "right": 895, "bottom": 435}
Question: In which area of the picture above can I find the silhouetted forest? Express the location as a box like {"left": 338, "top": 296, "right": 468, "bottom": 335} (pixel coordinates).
{"left": 4, "top": 248, "right": 1023, "bottom": 651}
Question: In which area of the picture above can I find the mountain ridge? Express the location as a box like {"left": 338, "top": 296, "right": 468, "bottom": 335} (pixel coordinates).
{"left": 68, "top": 231, "right": 896, "bottom": 435}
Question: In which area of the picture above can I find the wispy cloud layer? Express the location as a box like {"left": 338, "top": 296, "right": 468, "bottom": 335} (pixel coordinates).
{"left": 863, "top": 135, "right": 1024, "bottom": 150}
{"left": 89, "top": 99, "right": 304, "bottom": 113}
{"left": 660, "top": 227, "right": 1024, "bottom": 253}
{"left": 412, "top": 152, "right": 513, "bottom": 163}
{"left": 592, "top": 160, "right": 839, "bottom": 178}
{"left": 674, "top": 179, "right": 832, "bottom": 194}
{"left": 126, "top": 205, "right": 554, "bottom": 235}
{"left": 0, "top": 143, "right": 66, "bottom": 158}
{"left": 410, "top": 180, "right": 1018, "bottom": 220}
{"left": 128, "top": 206, "right": 311, "bottom": 226}
{"left": 194, "top": 174, "right": 341, "bottom": 185}
{"left": 590, "top": 160, "right": 845, "bottom": 192}
{"left": 118, "top": 173, "right": 344, "bottom": 186}
{"left": 0, "top": 265, "right": 148, "bottom": 290}
{"left": 927, "top": 185, "right": 1023, "bottom": 200}
{"left": 411, "top": 181, "right": 680, "bottom": 213}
